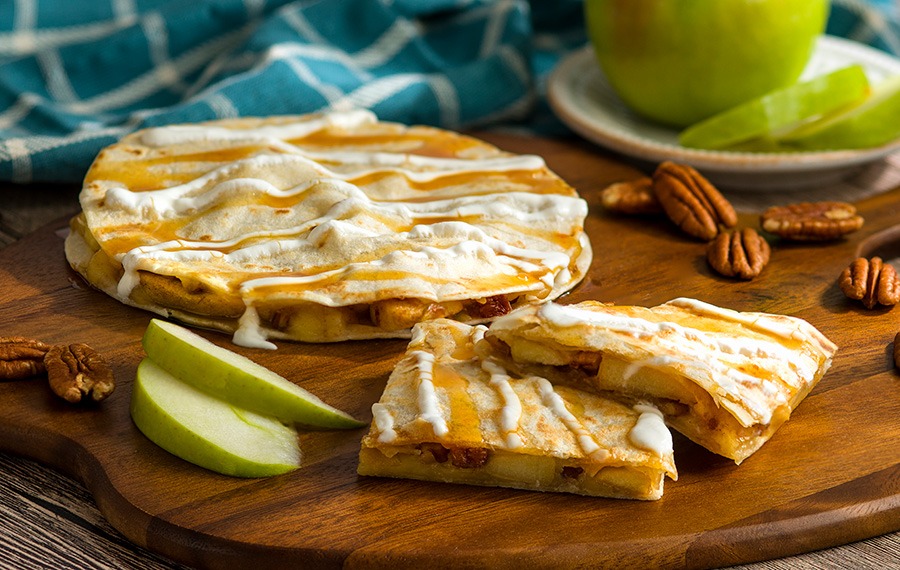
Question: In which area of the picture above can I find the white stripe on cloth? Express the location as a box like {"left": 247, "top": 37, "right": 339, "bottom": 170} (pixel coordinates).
{"left": 0, "top": 18, "right": 138, "bottom": 58}
{"left": 0, "top": 125, "right": 132, "bottom": 183}
{"left": 478, "top": 0, "right": 514, "bottom": 60}
{"left": 281, "top": 56, "right": 345, "bottom": 103}
{"left": 0, "top": 93, "right": 40, "bottom": 130}
{"left": 281, "top": 7, "right": 330, "bottom": 46}
{"left": 112, "top": 0, "right": 137, "bottom": 20}
{"left": 64, "top": 27, "right": 249, "bottom": 115}
{"left": 2, "top": 139, "right": 33, "bottom": 183}
{"left": 205, "top": 92, "right": 240, "bottom": 119}
{"left": 37, "top": 49, "right": 79, "bottom": 104}
{"left": 426, "top": 74, "right": 460, "bottom": 128}
{"left": 263, "top": 42, "right": 375, "bottom": 82}
{"left": 330, "top": 73, "right": 426, "bottom": 110}
{"left": 243, "top": 0, "right": 266, "bottom": 18}
{"left": 352, "top": 18, "right": 422, "bottom": 69}
{"left": 142, "top": 11, "right": 188, "bottom": 93}
{"left": 13, "top": 0, "right": 36, "bottom": 30}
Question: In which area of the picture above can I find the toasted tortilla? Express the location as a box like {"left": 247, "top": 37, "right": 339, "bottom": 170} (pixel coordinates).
{"left": 66, "top": 110, "right": 591, "bottom": 346}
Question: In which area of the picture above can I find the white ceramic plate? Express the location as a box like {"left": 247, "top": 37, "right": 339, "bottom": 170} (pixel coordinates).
{"left": 548, "top": 35, "right": 900, "bottom": 190}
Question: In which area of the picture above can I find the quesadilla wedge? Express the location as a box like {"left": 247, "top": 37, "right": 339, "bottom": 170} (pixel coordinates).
{"left": 485, "top": 299, "right": 837, "bottom": 464}
{"left": 358, "top": 319, "right": 677, "bottom": 500}
{"left": 65, "top": 110, "right": 591, "bottom": 347}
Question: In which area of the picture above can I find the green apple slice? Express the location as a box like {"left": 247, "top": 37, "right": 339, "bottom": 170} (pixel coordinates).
{"left": 131, "top": 358, "right": 301, "bottom": 477}
{"left": 142, "top": 319, "right": 364, "bottom": 429}
{"left": 678, "top": 65, "right": 870, "bottom": 150}
{"left": 777, "top": 74, "right": 900, "bottom": 150}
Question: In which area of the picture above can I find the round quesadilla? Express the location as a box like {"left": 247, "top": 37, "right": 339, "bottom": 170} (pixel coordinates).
{"left": 65, "top": 110, "right": 591, "bottom": 346}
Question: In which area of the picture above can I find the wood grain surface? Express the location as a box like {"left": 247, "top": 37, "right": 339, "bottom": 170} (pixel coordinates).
{"left": 0, "top": 134, "right": 898, "bottom": 569}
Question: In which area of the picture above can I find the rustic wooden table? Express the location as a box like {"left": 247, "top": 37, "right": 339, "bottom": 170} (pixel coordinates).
{"left": 0, "top": 140, "right": 898, "bottom": 569}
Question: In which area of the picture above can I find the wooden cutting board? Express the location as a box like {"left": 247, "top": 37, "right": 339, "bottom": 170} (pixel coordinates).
{"left": 0, "top": 134, "right": 898, "bottom": 570}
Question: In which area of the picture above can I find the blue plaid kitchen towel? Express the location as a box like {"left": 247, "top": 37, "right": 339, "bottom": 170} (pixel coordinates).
{"left": 0, "top": 0, "right": 896, "bottom": 183}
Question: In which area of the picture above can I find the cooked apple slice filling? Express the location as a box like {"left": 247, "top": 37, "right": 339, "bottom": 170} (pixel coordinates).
{"left": 486, "top": 299, "right": 837, "bottom": 464}
{"left": 358, "top": 319, "right": 677, "bottom": 500}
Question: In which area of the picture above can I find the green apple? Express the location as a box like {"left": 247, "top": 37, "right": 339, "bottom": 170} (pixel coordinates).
{"left": 131, "top": 358, "right": 301, "bottom": 477}
{"left": 777, "top": 75, "right": 900, "bottom": 150}
{"left": 678, "top": 65, "right": 870, "bottom": 150}
{"left": 141, "top": 319, "right": 364, "bottom": 429}
{"left": 585, "top": 0, "right": 830, "bottom": 127}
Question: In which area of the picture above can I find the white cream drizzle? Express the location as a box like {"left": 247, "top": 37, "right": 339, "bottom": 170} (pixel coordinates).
{"left": 536, "top": 378, "right": 609, "bottom": 461}
{"left": 470, "top": 324, "right": 487, "bottom": 345}
{"left": 412, "top": 350, "right": 448, "bottom": 437}
{"left": 481, "top": 358, "right": 524, "bottom": 449}
{"left": 139, "top": 109, "right": 378, "bottom": 147}
{"left": 232, "top": 305, "right": 277, "bottom": 350}
{"left": 102, "top": 151, "right": 553, "bottom": 219}
{"left": 629, "top": 404, "right": 673, "bottom": 457}
{"left": 371, "top": 403, "right": 397, "bottom": 444}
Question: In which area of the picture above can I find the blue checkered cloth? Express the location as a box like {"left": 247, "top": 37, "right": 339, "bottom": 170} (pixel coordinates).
{"left": 0, "top": 0, "right": 896, "bottom": 183}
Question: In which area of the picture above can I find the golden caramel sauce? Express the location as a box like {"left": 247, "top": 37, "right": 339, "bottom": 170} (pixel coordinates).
{"left": 97, "top": 219, "right": 186, "bottom": 255}
{"left": 346, "top": 169, "right": 565, "bottom": 195}
{"left": 292, "top": 130, "right": 484, "bottom": 158}
{"left": 240, "top": 267, "right": 542, "bottom": 301}
{"left": 84, "top": 145, "right": 278, "bottom": 190}
{"left": 432, "top": 363, "right": 483, "bottom": 443}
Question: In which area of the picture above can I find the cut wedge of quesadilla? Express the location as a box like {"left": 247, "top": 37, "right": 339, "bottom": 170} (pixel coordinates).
{"left": 65, "top": 110, "right": 591, "bottom": 347}
{"left": 484, "top": 299, "right": 837, "bottom": 464}
{"left": 357, "top": 319, "right": 677, "bottom": 500}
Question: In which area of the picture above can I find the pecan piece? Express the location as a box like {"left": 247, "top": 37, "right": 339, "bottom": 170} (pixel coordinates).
{"left": 706, "top": 228, "right": 771, "bottom": 280}
{"left": 418, "top": 442, "right": 450, "bottom": 463}
{"left": 570, "top": 350, "right": 603, "bottom": 376}
{"left": 561, "top": 466, "right": 584, "bottom": 479}
{"left": 448, "top": 447, "right": 490, "bottom": 469}
{"left": 652, "top": 161, "right": 737, "bottom": 240}
{"left": 760, "top": 201, "right": 863, "bottom": 241}
{"left": 600, "top": 177, "right": 662, "bottom": 214}
{"left": 0, "top": 337, "right": 53, "bottom": 380}
{"left": 838, "top": 257, "right": 900, "bottom": 309}
{"left": 43, "top": 343, "right": 115, "bottom": 403}
{"left": 469, "top": 295, "right": 512, "bottom": 319}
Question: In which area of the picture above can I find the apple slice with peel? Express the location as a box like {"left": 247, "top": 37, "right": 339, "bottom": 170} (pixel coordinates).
{"left": 142, "top": 319, "right": 364, "bottom": 429}
{"left": 777, "top": 75, "right": 900, "bottom": 150}
{"left": 678, "top": 65, "right": 870, "bottom": 150}
{"left": 131, "top": 358, "right": 302, "bottom": 477}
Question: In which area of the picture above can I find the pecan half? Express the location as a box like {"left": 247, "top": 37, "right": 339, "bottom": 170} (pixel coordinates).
{"left": 838, "top": 257, "right": 900, "bottom": 309}
{"left": 706, "top": 228, "right": 771, "bottom": 280}
{"left": 652, "top": 161, "right": 737, "bottom": 240}
{"left": 43, "top": 343, "right": 116, "bottom": 403}
{"left": 0, "top": 337, "right": 52, "bottom": 380}
{"left": 600, "top": 177, "right": 662, "bottom": 214}
{"left": 760, "top": 201, "right": 863, "bottom": 241}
